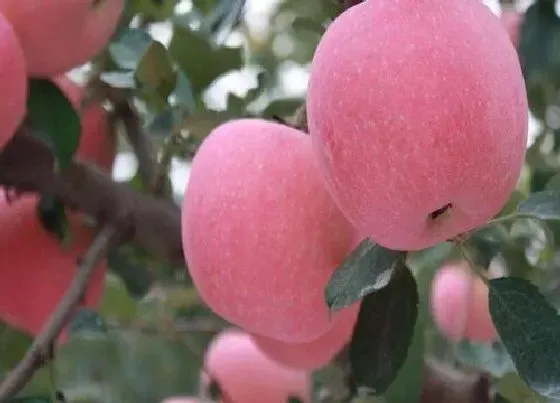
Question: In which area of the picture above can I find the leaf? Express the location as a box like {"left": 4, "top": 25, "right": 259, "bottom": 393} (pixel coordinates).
{"left": 349, "top": 264, "right": 419, "bottom": 396}
{"left": 27, "top": 79, "right": 82, "bottom": 169}
{"left": 135, "top": 40, "right": 177, "bottom": 106}
{"left": 496, "top": 372, "right": 547, "bottom": 403}
{"left": 107, "top": 246, "right": 153, "bottom": 298}
{"left": 36, "top": 196, "right": 70, "bottom": 245}
{"left": 489, "top": 277, "right": 560, "bottom": 399}
{"left": 69, "top": 308, "right": 108, "bottom": 335}
{"left": 169, "top": 22, "right": 243, "bottom": 94}
{"left": 131, "top": 0, "right": 178, "bottom": 20}
{"left": 109, "top": 28, "right": 153, "bottom": 70}
{"left": 292, "top": 16, "right": 326, "bottom": 36}
{"left": 515, "top": 190, "right": 560, "bottom": 220}
{"left": 172, "top": 71, "right": 197, "bottom": 113}
{"left": 7, "top": 397, "right": 53, "bottom": 403}
{"left": 454, "top": 341, "right": 515, "bottom": 377}
{"left": 98, "top": 274, "right": 138, "bottom": 321}
{"left": 325, "top": 238, "right": 406, "bottom": 311}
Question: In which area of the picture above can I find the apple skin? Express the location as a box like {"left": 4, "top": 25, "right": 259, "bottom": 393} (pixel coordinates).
{"left": 0, "top": 12, "right": 26, "bottom": 150}
{"left": 306, "top": 0, "right": 528, "bottom": 251}
{"left": 204, "top": 329, "right": 311, "bottom": 403}
{"left": 252, "top": 301, "right": 360, "bottom": 370}
{"left": 0, "top": 0, "right": 124, "bottom": 77}
{"left": 0, "top": 192, "right": 107, "bottom": 337}
{"left": 430, "top": 262, "right": 498, "bottom": 343}
{"left": 181, "top": 118, "right": 361, "bottom": 343}
{"left": 53, "top": 75, "right": 116, "bottom": 172}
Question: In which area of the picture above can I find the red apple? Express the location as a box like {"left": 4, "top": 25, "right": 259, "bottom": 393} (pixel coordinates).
{"left": 0, "top": 12, "right": 26, "bottom": 150}
{"left": 0, "top": 192, "right": 107, "bottom": 337}
{"left": 204, "top": 329, "right": 311, "bottom": 403}
{"left": 252, "top": 301, "right": 360, "bottom": 370}
{"left": 307, "top": 0, "right": 528, "bottom": 251}
{"left": 181, "top": 119, "right": 360, "bottom": 343}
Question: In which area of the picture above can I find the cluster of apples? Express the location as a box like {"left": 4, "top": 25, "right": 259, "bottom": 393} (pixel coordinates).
{"left": 181, "top": 0, "right": 528, "bottom": 394}
{"left": 0, "top": 0, "right": 123, "bottom": 337}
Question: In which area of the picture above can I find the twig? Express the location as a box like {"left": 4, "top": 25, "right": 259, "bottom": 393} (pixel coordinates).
{"left": 0, "top": 125, "right": 184, "bottom": 267}
{"left": 114, "top": 100, "right": 159, "bottom": 191}
{"left": 0, "top": 225, "right": 122, "bottom": 400}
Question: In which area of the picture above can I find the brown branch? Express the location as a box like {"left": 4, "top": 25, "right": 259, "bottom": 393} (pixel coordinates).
{"left": 0, "top": 125, "right": 184, "bottom": 267}
{"left": 114, "top": 100, "right": 159, "bottom": 191}
{"left": 0, "top": 224, "right": 122, "bottom": 400}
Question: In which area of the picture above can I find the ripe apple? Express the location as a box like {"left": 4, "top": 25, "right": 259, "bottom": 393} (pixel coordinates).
{"left": 0, "top": 0, "right": 124, "bottom": 77}
{"left": 0, "top": 12, "right": 26, "bottom": 150}
{"left": 53, "top": 75, "right": 116, "bottom": 172}
{"left": 181, "top": 118, "right": 360, "bottom": 343}
{"left": 501, "top": 9, "right": 522, "bottom": 48}
{"left": 204, "top": 328, "right": 311, "bottom": 403}
{"left": 252, "top": 301, "right": 360, "bottom": 370}
{"left": 0, "top": 192, "right": 107, "bottom": 337}
{"left": 307, "top": 0, "right": 528, "bottom": 251}
{"left": 430, "top": 262, "right": 498, "bottom": 342}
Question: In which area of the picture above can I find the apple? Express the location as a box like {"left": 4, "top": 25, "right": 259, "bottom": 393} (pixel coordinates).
{"left": 53, "top": 75, "right": 116, "bottom": 172}
{"left": 0, "top": 192, "right": 107, "bottom": 337}
{"left": 0, "top": 12, "right": 26, "bottom": 150}
{"left": 501, "top": 9, "right": 522, "bottom": 48}
{"left": 430, "top": 262, "right": 498, "bottom": 342}
{"left": 306, "top": 0, "right": 528, "bottom": 251}
{"left": 204, "top": 328, "right": 311, "bottom": 403}
{"left": 0, "top": 0, "right": 124, "bottom": 77}
{"left": 252, "top": 301, "right": 360, "bottom": 370}
{"left": 181, "top": 118, "right": 360, "bottom": 343}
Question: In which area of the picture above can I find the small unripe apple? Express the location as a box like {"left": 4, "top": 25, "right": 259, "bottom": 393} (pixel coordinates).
{"left": 53, "top": 75, "right": 116, "bottom": 172}
{"left": 252, "top": 301, "right": 360, "bottom": 370}
{"left": 430, "top": 262, "right": 498, "bottom": 342}
{"left": 0, "top": 0, "right": 124, "bottom": 77}
{"left": 182, "top": 119, "right": 360, "bottom": 342}
{"left": 0, "top": 12, "right": 26, "bottom": 150}
{"left": 0, "top": 192, "right": 107, "bottom": 337}
{"left": 204, "top": 329, "right": 311, "bottom": 403}
{"left": 307, "top": 0, "right": 528, "bottom": 251}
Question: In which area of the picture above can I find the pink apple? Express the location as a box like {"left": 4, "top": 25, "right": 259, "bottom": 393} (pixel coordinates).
{"left": 430, "top": 262, "right": 498, "bottom": 342}
{"left": 252, "top": 301, "right": 360, "bottom": 370}
{"left": 181, "top": 119, "right": 360, "bottom": 343}
{"left": 307, "top": 0, "right": 528, "bottom": 251}
{"left": 204, "top": 329, "right": 311, "bottom": 403}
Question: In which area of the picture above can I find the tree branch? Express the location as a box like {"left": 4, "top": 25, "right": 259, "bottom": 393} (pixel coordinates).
{"left": 0, "top": 224, "right": 122, "bottom": 400}
{"left": 0, "top": 125, "right": 185, "bottom": 267}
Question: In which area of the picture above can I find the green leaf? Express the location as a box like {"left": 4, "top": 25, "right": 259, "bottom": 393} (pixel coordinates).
{"left": 172, "top": 71, "right": 197, "bottom": 113}
{"left": 496, "top": 372, "right": 547, "bottom": 403}
{"left": 109, "top": 28, "right": 153, "bottom": 70}
{"left": 69, "top": 308, "right": 108, "bottom": 335}
{"left": 135, "top": 40, "right": 177, "bottom": 106}
{"left": 169, "top": 23, "right": 243, "bottom": 94}
{"left": 325, "top": 239, "right": 406, "bottom": 311}
{"left": 36, "top": 196, "right": 70, "bottom": 245}
{"left": 7, "top": 397, "right": 52, "bottom": 403}
{"left": 98, "top": 274, "right": 138, "bottom": 321}
{"left": 489, "top": 277, "right": 560, "bottom": 399}
{"left": 292, "top": 16, "right": 326, "bottom": 36}
{"left": 349, "top": 264, "right": 419, "bottom": 396}
{"left": 454, "top": 341, "right": 515, "bottom": 377}
{"left": 516, "top": 190, "right": 560, "bottom": 220}
{"left": 131, "top": 0, "right": 178, "bottom": 20}
{"left": 27, "top": 78, "right": 82, "bottom": 169}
